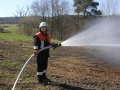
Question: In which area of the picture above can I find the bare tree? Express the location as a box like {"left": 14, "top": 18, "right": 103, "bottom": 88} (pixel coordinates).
{"left": 48, "top": 0, "right": 70, "bottom": 40}
{"left": 13, "top": 5, "right": 30, "bottom": 33}
{"left": 101, "top": 0, "right": 118, "bottom": 16}
{"left": 31, "top": 0, "right": 50, "bottom": 21}
{"left": 14, "top": 5, "right": 29, "bottom": 18}
{"left": 13, "top": 5, "right": 29, "bottom": 24}
{"left": 30, "top": 1, "right": 39, "bottom": 16}
{"left": 18, "top": 0, "right": 70, "bottom": 39}
{"left": 48, "top": 0, "right": 58, "bottom": 38}
{"left": 56, "top": 0, "right": 70, "bottom": 40}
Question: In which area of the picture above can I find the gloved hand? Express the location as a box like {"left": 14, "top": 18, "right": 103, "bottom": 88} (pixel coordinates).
{"left": 34, "top": 50, "right": 39, "bottom": 56}
{"left": 51, "top": 43, "right": 58, "bottom": 47}
{"left": 51, "top": 43, "right": 58, "bottom": 50}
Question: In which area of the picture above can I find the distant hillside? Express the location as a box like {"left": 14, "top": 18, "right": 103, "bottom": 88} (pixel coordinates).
{"left": 0, "top": 17, "right": 19, "bottom": 24}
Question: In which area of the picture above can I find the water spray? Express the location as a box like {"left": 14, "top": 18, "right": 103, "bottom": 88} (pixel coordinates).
{"left": 61, "top": 17, "right": 120, "bottom": 68}
{"left": 12, "top": 44, "right": 61, "bottom": 90}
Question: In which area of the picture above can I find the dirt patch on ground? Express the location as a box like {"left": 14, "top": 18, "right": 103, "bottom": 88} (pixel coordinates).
{"left": 0, "top": 40, "right": 120, "bottom": 90}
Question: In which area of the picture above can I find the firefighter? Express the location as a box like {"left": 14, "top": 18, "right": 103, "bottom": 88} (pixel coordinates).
{"left": 33, "top": 22, "right": 56, "bottom": 84}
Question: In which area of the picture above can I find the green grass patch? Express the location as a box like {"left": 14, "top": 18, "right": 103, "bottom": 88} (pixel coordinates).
{"left": 0, "top": 24, "right": 61, "bottom": 43}
{"left": 0, "top": 61, "right": 17, "bottom": 67}
{"left": 0, "top": 33, "right": 61, "bottom": 43}
{"left": 51, "top": 39, "right": 61, "bottom": 44}
{"left": 0, "top": 33, "right": 32, "bottom": 41}
{"left": 0, "top": 24, "right": 19, "bottom": 33}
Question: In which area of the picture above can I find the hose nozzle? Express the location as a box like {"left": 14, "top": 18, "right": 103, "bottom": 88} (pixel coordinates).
{"left": 58, "top": 43, "right": 62, "bottom": 47}
{"left": 52, "top": 43, "right": 61, "bottom": 50}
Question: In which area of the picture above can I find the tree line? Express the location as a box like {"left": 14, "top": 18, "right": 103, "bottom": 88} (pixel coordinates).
{"left": 1, "top": 0, "right": 119, "bottom": 40}
{"left": 0, "top": 17, "right": 18, "bottom": 24}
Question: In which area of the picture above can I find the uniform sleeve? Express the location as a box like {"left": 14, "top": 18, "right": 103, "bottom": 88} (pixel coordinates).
{"left": 33, "top": 35, "right": 40, "bottom": 50}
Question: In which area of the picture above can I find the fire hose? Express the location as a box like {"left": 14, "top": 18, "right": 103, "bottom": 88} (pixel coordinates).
{"left": 12, "top": 44, "right": 61, "bottom": 90}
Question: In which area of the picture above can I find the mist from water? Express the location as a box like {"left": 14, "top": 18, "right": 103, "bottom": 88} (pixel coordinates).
{"left": 61, "top": 17, "right": 120, "bottom": 68}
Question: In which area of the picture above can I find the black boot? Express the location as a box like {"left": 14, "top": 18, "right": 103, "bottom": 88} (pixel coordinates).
{"left": 37, "top": 75, "right": 44, "bottom": 84}
{"left": 43, "top": 73, "right": 47, "bottom": 79}
{"left": 43, "top": 73, "right": 51, "bottom": 82}
{"left": 38, "top": 75, "right": 49, "bottom": 85}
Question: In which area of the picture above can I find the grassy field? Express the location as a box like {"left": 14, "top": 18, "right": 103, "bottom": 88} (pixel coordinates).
{"left": 0, "top": 24, "right": 61, "bottom": 43}
{"left": 0, "top": 24, "right": 18, "bottom": 33}
{"left": 0, "top": 24, "right": 120, "bottom": 90}
{"left": 1, "top": 38, "right": 120, "bottom": 90}
{"left": 0, "top": 33, "right": 33, "bottom": 41}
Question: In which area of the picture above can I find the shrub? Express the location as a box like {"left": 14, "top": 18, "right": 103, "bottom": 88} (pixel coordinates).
{"left": 0, "top": 27, "right": 4, "bottom": 33}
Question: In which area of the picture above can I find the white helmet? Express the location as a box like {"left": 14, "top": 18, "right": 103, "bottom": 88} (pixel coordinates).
{"left": 39, "top": 22, "right": 47, "bottom": 28}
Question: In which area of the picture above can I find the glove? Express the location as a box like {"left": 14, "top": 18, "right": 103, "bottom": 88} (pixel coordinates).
{"left": 34, "top": 50, "right": 39, "bottom": 56}
{"left": 51, "top": 43, "right": 58, "bottom": 47}
{"left": 51, "top": 43, "right": 58, "bottom": 50}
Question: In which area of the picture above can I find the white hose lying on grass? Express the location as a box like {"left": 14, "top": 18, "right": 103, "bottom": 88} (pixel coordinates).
{"left": 12, "top": 45, "right": 52, "bottom": 90}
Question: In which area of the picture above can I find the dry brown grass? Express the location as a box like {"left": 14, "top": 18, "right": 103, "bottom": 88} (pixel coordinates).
{"left": 0, "top": 40, "right": 120, "bottom": 90}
